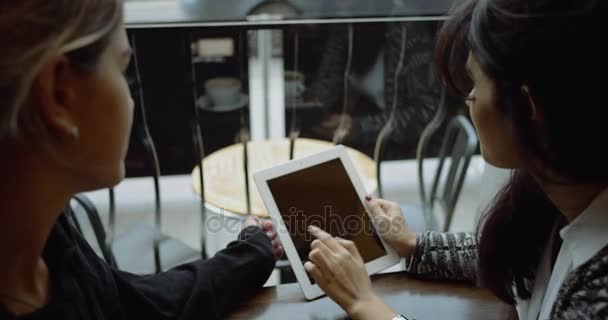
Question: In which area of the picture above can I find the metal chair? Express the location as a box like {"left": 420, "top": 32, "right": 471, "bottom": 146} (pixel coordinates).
{"left": 401, "top": 115, "right": 478, "bottom": 232}
{"left": 69, "top": 192, "right": 201, "bottom": 274}
{"left": 68, "top": 194, "right": 117, "bottom": 268}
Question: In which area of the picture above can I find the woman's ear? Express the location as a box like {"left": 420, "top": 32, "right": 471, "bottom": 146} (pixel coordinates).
{"left": 32, "top": 55, "right": 79, "bottom": 142}
{"left": 521, "top": 85, "right": 539, "bottom": 121}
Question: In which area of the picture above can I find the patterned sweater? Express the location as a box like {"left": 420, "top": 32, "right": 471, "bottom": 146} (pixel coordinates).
{"left": 406, "top": 231, "right": 608, "bottom": 319}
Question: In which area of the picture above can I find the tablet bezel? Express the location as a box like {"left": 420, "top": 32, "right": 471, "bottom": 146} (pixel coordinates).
{"left": 253, "top": 145, "right": 400, "bottom": 300}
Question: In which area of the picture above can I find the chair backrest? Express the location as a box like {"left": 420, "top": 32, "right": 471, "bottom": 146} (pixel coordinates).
{"left": 414, "top": 91, "right": 449, "bottom": 229}
{"left": 426, "top": 115, "right": 478, "bottom": 231}
{"left": 69, "top": 194, "right": 118, "bottom": 268}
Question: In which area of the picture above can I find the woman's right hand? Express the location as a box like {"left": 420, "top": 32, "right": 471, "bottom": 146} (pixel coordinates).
{"left": 365, "top": 196, "right": 418, "bottom": 258}
{"left": 304, "top": 226, "right": 397, "bottom": 320}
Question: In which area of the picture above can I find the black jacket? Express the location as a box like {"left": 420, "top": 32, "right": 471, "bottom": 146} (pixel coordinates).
{"left": 0, "top": 214, "right": 275, "bottom": 319}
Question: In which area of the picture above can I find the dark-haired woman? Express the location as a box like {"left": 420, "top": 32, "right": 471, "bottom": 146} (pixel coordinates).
{"left": 305, "top": 0, "right": 608, "bottom": 319}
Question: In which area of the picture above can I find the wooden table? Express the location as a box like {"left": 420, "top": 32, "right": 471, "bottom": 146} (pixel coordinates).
{"left": 192, "top": 138, "right": 377, "bottom": 217}
{"left": 227, "top": 272, "right": 515, "bottom": 320}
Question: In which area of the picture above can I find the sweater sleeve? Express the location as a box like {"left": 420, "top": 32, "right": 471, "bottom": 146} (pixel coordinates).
{"left": 405, "top": 231, "right": 478, "bottom": 284}
{"left": 550, "top": 244, "right": 608, "bottom": 319}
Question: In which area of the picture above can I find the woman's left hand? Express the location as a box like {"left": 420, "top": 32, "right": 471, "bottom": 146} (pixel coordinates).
{"left": 243, "top": 216, "right": 284, "bottom": 261}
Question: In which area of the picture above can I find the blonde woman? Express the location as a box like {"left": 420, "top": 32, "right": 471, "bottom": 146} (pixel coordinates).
{"left": 0, "top": 1, "right": 282, "bottom": 318}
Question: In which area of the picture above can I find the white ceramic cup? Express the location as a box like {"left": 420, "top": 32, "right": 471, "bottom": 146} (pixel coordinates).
{"left": 284, "top": 71, "right": 305, "bottom": 98}
{"left": 205, "top": 77, "right": 242, "bottom": 107}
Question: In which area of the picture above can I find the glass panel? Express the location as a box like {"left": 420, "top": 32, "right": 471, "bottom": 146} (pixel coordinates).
{"left": 121, "top": 1, "right": 476, "bottom": 280}
{"left": 125, "top": 0, "right": 459, "bottom": 26}
{"left": 124, "top": 21, "right": 467, "bottom": 179}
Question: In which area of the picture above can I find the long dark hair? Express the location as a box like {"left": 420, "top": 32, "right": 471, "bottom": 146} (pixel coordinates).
{"left": 435, "top": 0, "right": 608, "bottom": 304}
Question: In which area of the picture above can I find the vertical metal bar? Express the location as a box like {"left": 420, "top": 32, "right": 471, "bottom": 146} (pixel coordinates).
{"left": 431, "top": 124, "right": 452, "bottom": 225}
{"left": 416, "top": 88, "right": 447, "bottom": 230}
{"left": 107, "top": 188, "right": 116, "bottom": 265}
{"left": 131, "top": 33, "right": 163, "bottom": 273}
{"left": 239, "top": 31, "right": 252, "bottom": 218}
{"left": 289, "top": 31, "right": 299, "bottom": 160}
{"left": 249, "top": 29, "right": 285, "bottom": 141}
{"left": 243, "top": 140, "right": 251, "bottom": 216}
{"left": 333, "top": 24, "right": 354, "bottom": 144}
{"left": 188, "top": 32, "right": 208, "bottom": 259}
{"left": 260, "top": 30, "right": 271, "bottom": 139}
{"left": 373, "top": 122, "right": 392, "bottom": 198}
{"left": 267, "top": 29, "right": 285, "bottom": 139}
{"left": 249, "top": 30, "right": 267, "bottom": 141}
{"left": 373, "top": 24, "right": 407, "bottom": 197}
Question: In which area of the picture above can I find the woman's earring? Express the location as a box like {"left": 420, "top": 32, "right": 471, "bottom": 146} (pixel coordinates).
{"left": 70, "top": 127, "right": 80, "bottom": 140}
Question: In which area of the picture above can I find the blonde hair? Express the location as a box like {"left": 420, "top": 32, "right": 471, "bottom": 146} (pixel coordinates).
{"left": 0, "top": 0, "right": 122, "bottom": 140}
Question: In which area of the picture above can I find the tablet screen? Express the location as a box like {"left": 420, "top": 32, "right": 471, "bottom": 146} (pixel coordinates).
{"left": 267, "top": 158, "right": 386, "bottom": 283}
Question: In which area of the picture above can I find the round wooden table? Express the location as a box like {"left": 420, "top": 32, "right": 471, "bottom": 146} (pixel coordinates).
{"left": 191, "top": 138, "right": 377, "bottom": 268}
{"left": 192, "top": 138, "right": 377, "bottom": 218}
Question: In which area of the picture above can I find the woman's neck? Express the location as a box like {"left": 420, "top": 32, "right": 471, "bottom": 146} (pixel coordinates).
{"left": 535, "top": 177, "right": 607, "bottom": 223}
{"left": 0, "top": 151, "right": 74, "bottom": 315}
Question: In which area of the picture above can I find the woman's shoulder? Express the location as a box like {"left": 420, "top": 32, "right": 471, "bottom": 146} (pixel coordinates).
{"left": 551, "top": 244, "right": 608, "bottom": 319}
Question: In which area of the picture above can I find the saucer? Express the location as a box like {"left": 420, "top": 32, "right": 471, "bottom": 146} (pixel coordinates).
{"left": 197, "top": 93, "right": 249, "bottom": 112}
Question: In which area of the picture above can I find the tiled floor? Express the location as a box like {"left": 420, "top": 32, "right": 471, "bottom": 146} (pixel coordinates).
{"left": 81, "top": 155, "right": 506, "bottom": 285}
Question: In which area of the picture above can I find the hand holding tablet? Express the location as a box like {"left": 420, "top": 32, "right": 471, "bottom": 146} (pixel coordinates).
{"left": 365, "top": 198, "right": 418, "bottom": 258}
{"left": 254, "top": 145, "right": 400, "bottom": 300}
{"left": 242, "top": 216, "right": 284, "bottom": 261}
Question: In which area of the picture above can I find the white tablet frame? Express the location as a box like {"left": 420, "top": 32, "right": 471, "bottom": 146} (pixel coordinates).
{"left": 254, "top": 145, "right": 400, "bottom": 300}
